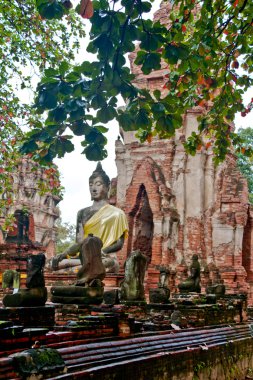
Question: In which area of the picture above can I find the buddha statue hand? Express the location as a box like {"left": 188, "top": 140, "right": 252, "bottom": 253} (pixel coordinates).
{"left": 101, "top": 252, "right": 119, "bottom": 273}
{"left": 51, "top": 253, "right": 65, "bottom": 270}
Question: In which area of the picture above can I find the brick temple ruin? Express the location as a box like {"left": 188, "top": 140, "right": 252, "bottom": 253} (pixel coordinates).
{"left": 115, "top": 1, "right": 253, "bottom": 303}
{"left": 0, "top": 1, "right": 252, "bottom": 304}
{"left": 0, "top": 1, "right": 253, "bottom": 379}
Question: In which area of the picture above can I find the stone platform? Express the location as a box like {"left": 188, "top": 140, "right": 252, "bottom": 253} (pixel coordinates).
{"left": 1, "top": 323, "right": 253, "bottom": 380}
{"left": 0, "top": 305, "right": 55, "bottom": 328}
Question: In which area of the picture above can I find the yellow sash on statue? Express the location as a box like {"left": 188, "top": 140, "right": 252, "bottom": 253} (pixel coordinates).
{"left": 83, "top": 204, "right": 128, "bottom": 249}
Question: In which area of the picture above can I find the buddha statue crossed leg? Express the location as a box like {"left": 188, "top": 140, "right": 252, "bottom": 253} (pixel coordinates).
{"left": 52, "top": 163, "right": 128, "bottom": 276}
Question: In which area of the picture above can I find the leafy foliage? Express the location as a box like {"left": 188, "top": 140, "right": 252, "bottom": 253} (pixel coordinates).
{"left": 0, "top": 0, "right": 85, "bottom": 230}
{"left": 19, "top": 0, "right": 253, "bottom": 164}
{"left": 236, "top": 127, "right": 253, "bottom": 204}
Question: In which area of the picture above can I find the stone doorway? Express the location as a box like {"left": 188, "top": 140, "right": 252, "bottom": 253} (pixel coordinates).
{"left": 129, "top": 184, "right": 154, "bottom": 264}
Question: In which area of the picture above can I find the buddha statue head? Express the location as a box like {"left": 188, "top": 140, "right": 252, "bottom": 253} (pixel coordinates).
{"left": 89, "top": 162, "right": 111, "bottom": 201}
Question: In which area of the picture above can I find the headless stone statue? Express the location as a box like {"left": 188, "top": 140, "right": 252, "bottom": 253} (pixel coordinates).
{"left": 26, "top": 254, "right": 46, "bottom": 288}
{"left": 51, "top": 234, "right": 105, "bottom": 304}
{"left": 178, "top": 254, "right": 201, "bottom": 293}
{"left": 3, "top": 253, "right": 47, "bottom": 307}
{"left": 76, "top": 233, "right": 106, "bottom": 285}
{"left": 120, "top": 250, "right": 147, "bottom": 302}
{"left": 149, "top": 265, "right": 170, "bottom": 303}
{"left": 51, "top": 162, "right": 128, "bottom": 274}
{"left": 206, "top": 279, "right": 226, "bottom": 297}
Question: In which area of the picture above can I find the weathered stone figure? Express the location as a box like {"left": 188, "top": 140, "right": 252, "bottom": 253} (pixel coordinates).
{"left": 178, "top": 254, "right": 201, "bottom": 293}
{"left": 120, "top": 250, "right": 147, "bottom": 301}
{"left": 75, "top": 233, "right": 105, "bottom": 285}
{"left": 149, "top": 265, "right": 170, "bottom": 303}
{"left": 26, "top": 253, "right": 46, "bottom": 288}
{"left": 52, "top": 162, "right": 128, "bottom": 273}
{"left": 51, "top": 234, "right": 105, "bottom": 304}
{"left": 3, "top": 253, "right": 47, "bottom": 307}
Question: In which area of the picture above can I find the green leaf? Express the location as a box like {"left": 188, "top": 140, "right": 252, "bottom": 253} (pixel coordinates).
{"left": 59, "top": 81, "right": 73, "bottom": 95}
{"left": 134, "top": 50, "right": 146, "bottom": 65}
{"left": 80, "top": 61, "right": 93, "bottom": 75}
{"left": 59, "top": 61, "right": 70, "bottom": 75}
{"left": 153, "top": 90, "right": 161, "bottom": 100}
{"left": 20, "top": 140, "right": 39, "bottom": 155}
{"left": 94, "top": 125, "right": 109, "bottom": 133}
{"left": 135, "top": 109, "right": 150, "bottom": 128}
{"left": 55, "top": 137, "right": 74, "bottom": 158}
{"left": 156, "top": 115, "right": 175, "bottom": 135}
{"left": 82, "top": 143, "right": 108, "bottom": 161}
{"left": 91, "top": 94, "right": 107, "bottom": 110}
{"left": 140, "top": 33, "right": 159, "bottom": 51}
{"left": 142, "top": 53, "right": 161, "bottom": 75}
{"left": 151, "top": 102, "right": 165, "bottom": 118}
{"left": 117, "top": 113, "right": 136, "bottom": 131}
{"left": 37, "top": 1, "right": 65, "bottom": 20}
{"left": 93, "top": 34, "right": 114, "bottom": 58}
{"left": 70, "top": 121, "right": 92, "bottom": 136}
{"left": 47, "top": 106, "right": 67, "bottom": 122}
{"left": 163, "top": 44, "right": 189, "bottom": 65}
{"left": 96, "top": 106, "right": 116, "bottom": 123}
{"left": 65, "top": 71, "right": 81, "bottom": 82}
{"left": 38, "top": 91, "right": 58, "bottom": 109}
{"left": 44, "top": 68, "right": 59, "bottom": 77}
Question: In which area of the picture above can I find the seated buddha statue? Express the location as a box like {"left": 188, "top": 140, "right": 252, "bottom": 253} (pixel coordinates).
{"left": 52, "top": 162, "right": 128, "bottom": 274}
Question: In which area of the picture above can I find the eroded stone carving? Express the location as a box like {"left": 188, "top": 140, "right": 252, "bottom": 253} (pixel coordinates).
{"left": 178, "top": 254, "right": 201, "bottom": 293}
{"left": 51, "top": 234, "right": 105, "bottom": 304}
{"left": 3, "top": 253, "right": 47, "bottom": 307}
{"left": 120, "top": 250, "right": 147, "bottom": 301}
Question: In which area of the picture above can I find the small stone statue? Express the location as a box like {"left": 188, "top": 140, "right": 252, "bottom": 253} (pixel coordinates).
{"left": 178, "top": 254, "right": 201, "bottom": 293}
{"left": 3, "top": 253, "right": 47, "bottom": 307}
{"left": 158, "top": 266, "right": 170, "bottom": 288}
{"left": 149, "top": 265, "right": 170, "bottom": 304}
{"left": 26, "top": 254, "right": 46, "bottom": 288}
{"left": 120, "top": 250, "right": 147, "bottom": 302}
{"left": 206, "top": 279, "right": 225, "bottom": 297}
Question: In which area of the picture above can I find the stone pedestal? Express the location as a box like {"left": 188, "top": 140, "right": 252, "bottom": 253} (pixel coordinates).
{"left": 3, "top": 287, "right": 47, "bottom": 307}
{"left": 0, "top": 305, "right": 55, "bottom": 328}
{"left": 51, "top": 285, "right": 104, "bottom": 305}
{"left": 149, "top": 288, "right": 170, "bottom": 304}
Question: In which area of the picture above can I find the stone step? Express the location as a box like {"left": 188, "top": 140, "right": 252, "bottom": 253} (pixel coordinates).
{"left": 48, "top": 324, "right": 252, "bottom": 379}
{"left": 1, "top": 324, "right": 252, "bottom": 379}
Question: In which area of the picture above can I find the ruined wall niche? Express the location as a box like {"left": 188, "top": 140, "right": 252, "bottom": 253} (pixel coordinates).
{"left": 5, "top": 210, "right": 34, "bottom": 244}
{"left": 129, "top": 184, "right": 154, "bottom": 264}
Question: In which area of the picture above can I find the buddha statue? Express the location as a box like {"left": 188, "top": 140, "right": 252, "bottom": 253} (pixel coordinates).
{"left": 52, "top": 162, "right": 128, "bottom": 274}
{"left": 178, "top": 254, "right": 201, "bottom": 293}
